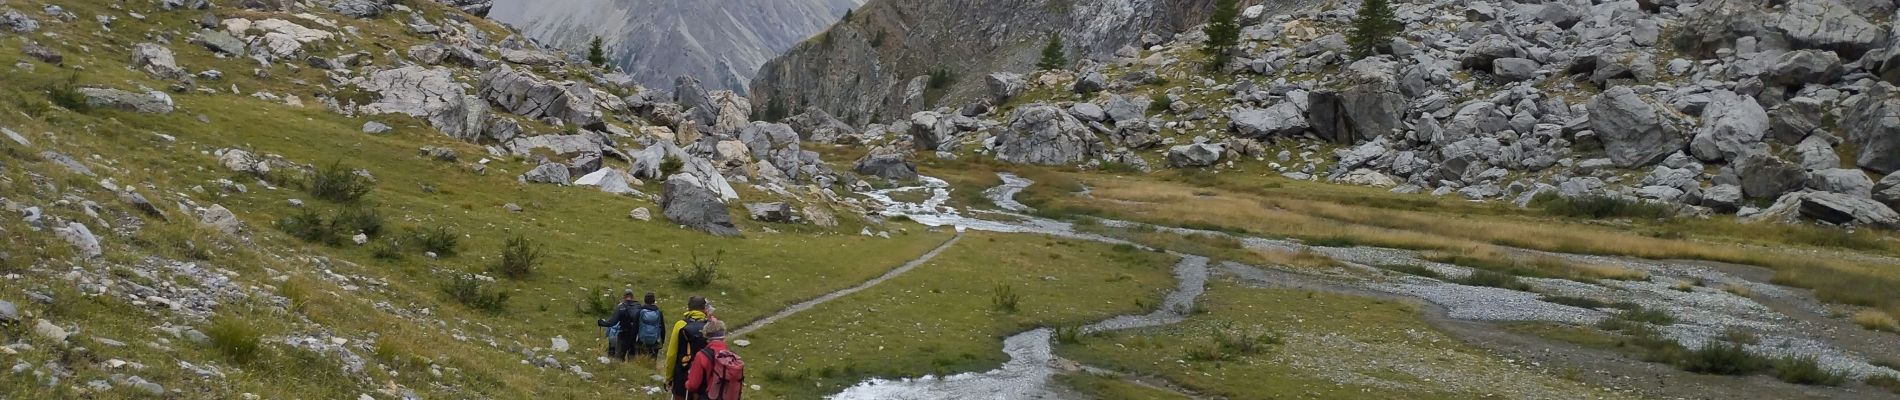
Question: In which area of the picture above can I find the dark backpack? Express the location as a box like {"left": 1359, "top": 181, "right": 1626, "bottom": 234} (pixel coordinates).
{"left": 699, "top": 347, "right": 745, "bottom": 400}
{"left": 676, "top": 319, "right": 708, "bottom": 367}
{"left": 613, "top": 303, "right": 641, "bottom": 332}
{"left": 635, "top": 308, "right": 664, "bottom": 345}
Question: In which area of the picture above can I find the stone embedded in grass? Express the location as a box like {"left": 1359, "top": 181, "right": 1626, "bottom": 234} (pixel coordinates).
{"left": 55, "top": 222, "right": 102, "bottom": 259}
{"left": 34, "top": 319, "right": 68, "bottom": 342}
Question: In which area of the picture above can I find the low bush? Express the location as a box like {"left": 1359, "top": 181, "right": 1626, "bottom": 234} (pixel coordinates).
{"left": 1455, "top": 270, "right": 1531, "bottom": 291}
{"left": 332, "top": 207, "right": 384, "bottom": 237}
{"left": 371, "top": 238, "right": 404, "bottom": 260}
{"left": 671, "top": 251, "right": 721, "bottom": 288}
{"left": 1376, "top": 263, "right": 1441, "bottom": 279}
{"left": 1054, "top": 325, "right": 1084, "bottom": 344}
{"left": 412, "top": 226, "right": 459, "bottom": 257}
{"left": 1855, "top": 309, "right": 1898, "bottom": 332}
{"left": 204, "top": 315, "right": 263, "bottom": 363}
{"left": 991, "top": 284, "right": 1021, "bottom": 313}
{"left": 1771, "top": 355, "right": 1847, "bottom": 386}
{"left": 277, "top": 208, "right": 341, "bottom": 245}
{"left": 47, "top": 73, "right": 89, "bottom": 113}
{"left": 1868, "top": 374, "right": 1900, "bottom": 394}
{"left": 441, "top": 274, "right": 509, "bottom": 313}
{"left": 305, "top": 162, "right": 375, "bottom": 203}
{"left": 489, "top": 234, "right": 543, "bottom": 280}
{"left": 1678, "top": 341, "right": 1766, "bottom": 375}
{"left": 1148, "top": 94, "right": 1173, "bottom": 113}
{"left": 575, "top": 287, "right": 617, "bottom": 316}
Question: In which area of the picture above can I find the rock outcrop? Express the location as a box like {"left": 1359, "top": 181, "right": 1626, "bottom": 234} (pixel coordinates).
{"left": 994, "top": 104, "right": 1102, "bottom": 166}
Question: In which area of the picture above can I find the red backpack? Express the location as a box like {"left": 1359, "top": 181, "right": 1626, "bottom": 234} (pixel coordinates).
{"left": 698, "top": 347, "right": 745, "bottom": 400}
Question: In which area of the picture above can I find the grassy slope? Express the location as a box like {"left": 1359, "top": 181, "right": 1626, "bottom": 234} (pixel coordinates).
{"left": 1058, "top": 282, "right": 1635, "bottom": 399}
{"left": 737, "top": 231, "right": 1177, "bottom": 399}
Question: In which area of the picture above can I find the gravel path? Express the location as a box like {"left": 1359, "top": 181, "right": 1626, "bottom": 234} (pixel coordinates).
{"left": 731, "top": 233, "right": 963, "bottom": 338}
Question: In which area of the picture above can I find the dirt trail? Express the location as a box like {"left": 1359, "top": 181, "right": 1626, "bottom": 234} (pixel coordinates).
{"left": 731, "top": 233, "right": 963, "bottom": 338}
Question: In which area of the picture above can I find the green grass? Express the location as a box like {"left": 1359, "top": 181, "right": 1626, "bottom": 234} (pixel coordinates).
{"left": 736, "top": 232, "right": 1176, "bottom": 399}
{"left": 1058, "top": 282, "right": 1634, "bottom": 399}
{"left": 1053, "top": 373, "right": 1193, "bottom": 400}
{"left": 1528, "top": 192, "right": 1675, "bottom": 220}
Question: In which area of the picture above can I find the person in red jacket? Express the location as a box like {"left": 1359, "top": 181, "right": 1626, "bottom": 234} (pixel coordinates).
{"left": 685, "top": 319, "right": 732, "bottom": 398}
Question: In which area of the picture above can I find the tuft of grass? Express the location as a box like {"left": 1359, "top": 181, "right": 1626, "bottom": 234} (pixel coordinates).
{"left": 1376, "top": 263, "right": 1442, "bottom": 279}
{"left": 1770, "top": 355, "right": 1847, "bottom": 386}
{"left": 371, "top": 238, "right": 405, "bottom": 260}
{"left": 441, "top": 274, "right": 509, "bottom": 313}
{"left": 671, "top": 250, "right": 722, "bottom": 288}
{"left": 1678, "top": 341, "right": 1767, "bottom": 375}
{"left": 489, "top": 234, "right": 543, "bottom": 280}
{"left": 1455, "top": 270, "right": 1531, "bottom": 291}
{"left": 1530, "top": 193, "right": 1674, "bottom": 220}
{"left": 991, "top": 284, "right": 1021, "bottom": 313}
{"left": 47, "top": 73, "right": 89, "bottom": 113}
{"left": 204, "top": 315, "right": 263, "bottom": 364}
{"left": 411, "top": 226, "right": 460, "bottom": 257}
{"left": 1054, "top": 325, "right": 1084, "bottom": 344}
{"left": 1617, "top": 305, "right": 1676, "bottom": 325}
{"left": 305, "top": 161, "right": 376, "bottom": 203}
{"left": 1854, "top": 309, "right": 1899, "bottom": 332}
{"left": 1304, "top": 236, "right": 1360, "bottom": 247}
{"left": 1868, "top": 374, "right": 1900, "bottom": 394}
{"left": 1148, "top": 94, "right": 1173, "bottom": 113}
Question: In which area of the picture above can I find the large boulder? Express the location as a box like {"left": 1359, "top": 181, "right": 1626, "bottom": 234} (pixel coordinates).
{"left": 908, "top": 111, "right": 959, "bottom": 151}
{"left": 1166, "top": 143, "right": 1224, "bottom": 168}
{"left": 435, "top": 0, "right": 493, "bottom": 17}
{"left": 744, "top": 203, "right": 796, "bottom": 223}
{"left": 1687, "top": 90, "right": 1768, "bottom": 162}
{"left": 1874, "top": 172, "right": 1900, "bottom": 209}
{"left": 1808, "top": 168, "right": 1875, "bottom": 197}
{"left": 1588, "top": 86, "right": 1687, "bottom": 167}
{"left": 661, "top": 174, "right": 739, "bottom": 236}
{"left": 78, "top": 88, "right": 174, "bottom": 114}
{"left": 520, "top": 163, "right": 571, "bottom": 184}
{"left": 1308, "top": 58, "right": 1408, "bottom": 144}
{"left": 1737, "top": 153, "right": 1808, "bottom": 199}
{"left": 1110, "top": 120, "right": 1161, "bottom": 149}
{"left": 1677, "top": 0, "right": 1887, "bottom": 59}
{"left": 131, "top": 43, "right": 185, "bottom": 79}
{"left": 1462, "top": 35, "right": 1525, "bottom": 71}
{"left": 1844, "top": 84, "right": 1900, "bottom": 174}
{"left": 329, "top": 0, "right": 384, "bottom": 18}
{"left": 995, "top": 104, "right": 1102, "bottom": 165}
{"left": 1492, "top": 57, "right": 1540, "bottom": 82}
{"left": 987, "top": 72, "right": 1027, "bottom": 103}
{"left": 785, "top": 109, "right": 857, "bottom": 144}
{"left": 55, "top": 222, "right": 101, "bottom": 259}
{"left": 853, "top": 145, "right": 918, "bottom": 181}
{"left": 1766, "top": 50, "right": 1844, "bottom": 86}
{"left": 480, "top": 66, "right": 603, "bottom": 130}
{"left": 1753, "top": 191, "right": 1900, "bottom": 228}
{"left": 1230, "top": 102, "right": 1308, "bottom": 138}
{"left": 1103, "top": 94, "right": 1149, "bottom": 123}
{"left": 359, "top": 66, "right": 487, "bottom": 141}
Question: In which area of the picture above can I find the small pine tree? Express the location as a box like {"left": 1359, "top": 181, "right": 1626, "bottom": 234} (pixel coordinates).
{"left": 586, "top": 36, "right": 608, "bottom": 68}
{"left": 1202, "top": 0, "right": 1242, "bottom": 70}
{"left": 842, "top": 8, "right": 853, "bottom": 21}
{"left": 1037, "top": 34, "right": 1067, "bottom": 70}
{"left": 1347, "top": 0, "right": 1402, "bottom": 59}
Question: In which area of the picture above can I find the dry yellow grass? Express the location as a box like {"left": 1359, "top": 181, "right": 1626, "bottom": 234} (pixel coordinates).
{"left": 1250, "top": 248, "right": 1346, "bottom": 270}
{"left": 1420, "top": 246, "right": 1648, "bottom": 282}
{"left": 1855, "top": 309, "right": 1899, "bottom": 332}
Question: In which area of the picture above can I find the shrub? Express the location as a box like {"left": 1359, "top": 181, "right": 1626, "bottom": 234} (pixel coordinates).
{"left": 204, "top": 315, "right": 263, "bottom": 363}
{"left": 278, "top": 208, "right": 341, "bottom": 245}
{"left": 441, "top": 274, "right": 509, "bottom": 312}
{"left": 1456, "top": 270, "right": 1531, "bottom": 291}
{"left": 371, "top": 238, "right": 404, "bottom": 260}
{"left": 1855, "top": 309, "right": 1898, "bottom": 332}
{"left": 332, "top": 207, "right": 384, "bottom": 237}
{"left": 489, "top": 234, "right": 543, "bottom": 280}
{"left": 1530, "top": 193, "right": 1674, "bottom": 220}
{"left": 927, "top": 68, "right": 955, "bottom": 89}
{"left": 1771, "top": 355, "right": 1846, "bottom": 386}
{"left": 1617, "top": 305, "right": 1676, "bottom": 325}
{"left": 575, "top": 287, "right": 617, "bottom": 316}
{"left": 412, "top": 226, "right": 459, "bottom": 257}
{"left": 671, "top": 251, "right": 721, "bottom": 288}
{"left": 1054, "top": 325, "right": 1084, "bottom": 344}
{"left": 306, "top": 162, "right": 375, "bottom": 203}
{"left": 1868, "top": 374, "right": 1900, "bottom": 394}
{"left": 1678, "top": 341, "right": 1767, "bottom": 375}
{"left": 1147, "top": 94, "right": 1173, "bottom": 113}
{"left": 659, "top": 157, "right": 684, "bottom": 177}
{"left": 1216, "top": 329, "right": 1281, "bottom": 356}
{"left": 47, "top": 73, "right": 89, "bottom": 113}
{"left": 991, "top": 284, "right": 1021, "bottom": 313}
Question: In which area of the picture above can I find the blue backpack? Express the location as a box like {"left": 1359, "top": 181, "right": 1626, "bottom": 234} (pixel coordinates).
{"left": 636, "top": 308, "right": 664, "bottom": 345}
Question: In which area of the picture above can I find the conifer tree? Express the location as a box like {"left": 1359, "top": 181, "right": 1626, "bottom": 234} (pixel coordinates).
{"left": 586, "top": 36, "right": 608, "bottom": 68}
{"left": 1037, "top": 34, "right": 1067, "bottom": 70}
{"left": 1347, "top": 0, "right": 1402, "bottom": 59}
{"left": 1202, "top": 0, "right": 1242, "bottom": 70}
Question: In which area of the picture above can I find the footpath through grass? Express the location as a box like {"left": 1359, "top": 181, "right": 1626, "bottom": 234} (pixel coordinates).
{"left": 736, "top": 231, "right": 1177, "bottom": 398}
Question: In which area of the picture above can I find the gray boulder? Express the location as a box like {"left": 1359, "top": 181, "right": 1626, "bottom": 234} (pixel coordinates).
{"left": 1103, "top": 94, "right": 1149, "bottom": 123}
{"left": 987, "top": 73, "right": 1026, "bottom": 102}
{"left": 1737, "top": 153, "right": 1808, "bottom": 199}
{"left": 661, "top": 174, "right": 739, "bottom": 236}
{"left": 1073, "top": 71, "right": 1107, "bottom": 94}
{"left": 853, "top": 146, "right": 918, "bottom": 181}
{"left": 480, "top": 65, "right": 603, "bottom": 130}
{"left": 1110, "top": 120, "right": 1161, "bottom": 149}
{"left": 520, "top": 163, "right": 571, "bottom": 184}
{"left": 1589, "top": 87, "right": 1686, "bottom": 167}
{"left": 1492, "top": 58, "right": 1540, "bottom": 82}
{"left": 995, "top": 104, "right": 1103, "bottom": 165}
{"left": 1703, "top": 184, "right": 1744, "bottom": 212}
{"left": 1, "top": 9, "right": 38, "bottom": 33}
{"left": 78, "top": 88, "right": 174, "bottom": 114}
{"left": 1873, "top": 172, "right": 1900, "bottom": 209}
{"left": 908, "top": 111, "right": 959, "bottom": 151}
{"left": 1308, "top": 58, "right": 1408, "bottom": 144}
{"left": 55, "top": 222, "right": 101, "bottom": 259}
{"left": 359, "top": 66, "right": 488, "bottom": 141}
{"left": 1767, "top": 50, "right": 1843, "bottom": 86}
{"left": 744, "top": 203, "right": 796, "bottom": 223}
{"left": 22, "top": 42, "right": 61, "bottom": 64}
{"left": 329, "top": 0, "right": 384, "bottom": 18}
{"left": 1230, "top": 102, "right": 1307, "bottom": 138}
{"left": 1754, "top": 191, "right": 1900, "bottom": 228}
{"left": 1678, "top": 0, "right": 1886, "bottom": 59}
{"left": 1166, "top": 143, "right": 1223, "bottom": 168}
{"left": 1769, "top": 103, "right": 1824, "bottom": 144}
{"left": 1069, "top": 103, "right": 1107, "bottom": 122}
{"left": 1808, "top": 169, "right": 1875, "bottom": 197}
{"left": 1462, "top": 34, "right": 1524, "bottom": 70}
{"left": 1794, "top": 135, "right": 1841, "bottom": 170}
{"left": 0, "top": 300, "right": 17, "bottom": 323}
{"left": 436, "top": 0, "right": 493, "bottom": 17}
{"left": 1844, "top": 84, "right": 1900, "bottom": 174}
{"left": 197, "top": 205, "right": 242, "bottom": 235}
{"left": 131, "top": 43, "right": 185, "bottom": 79}
{"left": 1688, "top": 90, "right": 1768, "bottom": 162}
{"left": 194, "top": 29, "right": 246, "bottom": 55}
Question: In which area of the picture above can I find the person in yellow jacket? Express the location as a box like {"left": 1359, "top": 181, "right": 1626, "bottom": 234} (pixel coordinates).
{"left": 659, "top": 296, "right": 714, "bottom": 400}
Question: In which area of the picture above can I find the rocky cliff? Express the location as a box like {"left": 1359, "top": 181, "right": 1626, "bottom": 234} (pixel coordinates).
{"left": 750, "top": 0, "right": 1295, "bottom": 126}
{"left": 489, "top": 0, "right": 862, "bottom": 92}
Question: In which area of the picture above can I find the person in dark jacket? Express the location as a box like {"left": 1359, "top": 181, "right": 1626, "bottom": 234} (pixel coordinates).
{"left": 631, "top": 292, "right": 666, "bottom": 359}
{"left": 661, "top": 296, "right": 713, "bottom": 400}
{"left": 595, "top": 289, "right": 643, "bottom": 361}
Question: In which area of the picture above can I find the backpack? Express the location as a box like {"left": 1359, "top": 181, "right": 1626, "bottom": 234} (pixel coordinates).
{"left": 676, "top": 319, "right": 709, "bottom": 367}
{"left": 614, "top": 303, "right": 642, "bottom": 332}
{"left": 636, "top": 308, "right": 664, "bottom": 345}
{"left": 698, "top": 347, "right": 745, "bottom": 400}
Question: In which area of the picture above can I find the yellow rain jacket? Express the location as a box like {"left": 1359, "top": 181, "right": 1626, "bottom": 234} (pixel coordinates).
{"left": 658, "top": 310, "right": 710, "bottom": 382}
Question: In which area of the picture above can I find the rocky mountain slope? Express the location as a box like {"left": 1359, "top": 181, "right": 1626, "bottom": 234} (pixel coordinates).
{"left": 489, "top": 0, "right": 862, "bottom": 92}
{"left": 749, "top": 0, "right": 1306, "bottom": 125}
{"left": 780, "top": 0, "right": 1900, "bottom": 229}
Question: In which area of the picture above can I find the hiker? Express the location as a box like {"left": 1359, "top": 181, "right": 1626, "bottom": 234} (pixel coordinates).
{"left": 632, "top": 292, "right": 667, "bottom": 359}
{"left": 661, "top": 296, "right": 714, "bottom": 400}
{"left": 595, "top": 289, "right": 644, "bottom": 361}
{"left": 686, "top": 319, "right": 745, "bottom": 400}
